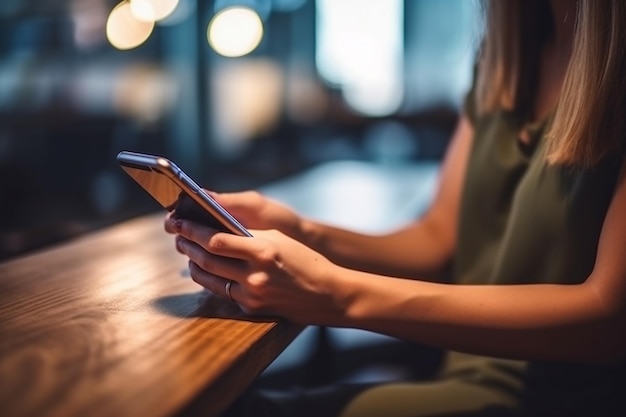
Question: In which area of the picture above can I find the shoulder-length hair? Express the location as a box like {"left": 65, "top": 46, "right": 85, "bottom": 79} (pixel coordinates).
{"left": 476, "top": 0, "right": 626, "bottom": 167}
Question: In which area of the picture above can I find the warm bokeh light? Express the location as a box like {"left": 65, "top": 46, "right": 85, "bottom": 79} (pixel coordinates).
{"left": 211, "top": 59, "right": 283, "bottom": 153}
{"left": 113, "top": 64, "right": 178, "bottom": 123}
{"left": 106, "top": 1, "right": 154, "bottom": 50}
{"left": 285, "top": 67, "right": 329, "bottom": 124}
{"left": 207, "top": 7, "right": 264, "bottom": 58}
{"left": 130, "top": 0, "right": 179, "bottom": 22}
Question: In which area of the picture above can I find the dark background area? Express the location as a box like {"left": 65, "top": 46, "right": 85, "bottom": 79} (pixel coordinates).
{"left": 0, "top": 0, "right": 478, "bottom": 261}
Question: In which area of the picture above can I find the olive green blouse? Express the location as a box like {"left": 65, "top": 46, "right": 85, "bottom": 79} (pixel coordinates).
{"left": 442, "top": 89, "right": 625, "bottom": 415}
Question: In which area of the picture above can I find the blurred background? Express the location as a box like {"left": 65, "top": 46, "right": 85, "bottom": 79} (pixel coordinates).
{"left": 0, "top": 0, "right": 482, "bottom": 390}
{"left": 0, "top": 0, "right": 479, "bottom": 261}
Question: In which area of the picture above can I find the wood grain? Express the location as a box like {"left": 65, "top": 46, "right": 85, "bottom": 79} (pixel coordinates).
{"left": 0, "top": 214, "right": 303, "bottom": 417}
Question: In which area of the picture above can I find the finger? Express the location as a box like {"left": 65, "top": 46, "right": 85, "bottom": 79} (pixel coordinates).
{"left": 176, "top": 236, "right": 248, "bottom": 283}
{"left": 205, "top": 190, "right": 237, "bottom": 207}
{"left": 164, "top": 212, "right": 178, "bottom": 234}
{"left": 177, "top": 219, "right": 265, "bottom": 262}
{"left": 207, "top": 190, "right": 260, "bottom": 213}
{"left": 188, "top": 261, "right": 240, "bottom": 302}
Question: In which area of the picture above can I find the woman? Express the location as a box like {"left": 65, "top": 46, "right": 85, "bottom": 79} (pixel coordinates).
{"left": 166, "top": 0, "right": 626, "bottom": 415}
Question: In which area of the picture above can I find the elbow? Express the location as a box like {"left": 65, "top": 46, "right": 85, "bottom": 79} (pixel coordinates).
{"left": 422, "top": 214, "right": 457, "bottom": 271}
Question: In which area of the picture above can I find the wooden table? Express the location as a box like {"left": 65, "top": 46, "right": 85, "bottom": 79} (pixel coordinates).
{"left": 0, "top": 214, "right": 303, "bottom": 417}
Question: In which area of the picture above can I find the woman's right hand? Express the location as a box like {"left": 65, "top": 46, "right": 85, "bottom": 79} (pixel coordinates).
{"left": 209, "top": 190, "right": 307, "bottom": 240}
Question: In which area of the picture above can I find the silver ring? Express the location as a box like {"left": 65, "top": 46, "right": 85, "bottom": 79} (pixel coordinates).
{"left": 224, "top": 280, "right": 234, "bottom": 302}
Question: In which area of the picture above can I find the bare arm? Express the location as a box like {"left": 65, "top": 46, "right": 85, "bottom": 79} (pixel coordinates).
{"left": 172, "top": 113, "right": 626, "bottom": 363}
{"left": 300, "top": 116, "right": 474, "bottom": 280}
{"left": 339, "top": 159, "right": 626, "bottom": 363}
{"left": 169, "top": 154, "right": 626, "bottom": 363}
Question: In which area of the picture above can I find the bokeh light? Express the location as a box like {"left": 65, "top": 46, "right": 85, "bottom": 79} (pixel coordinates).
{"left": 130, "top": 0, "right": 179, "bottom": 22}
{"left": 106, "top": 1, "right": 154, "bottom": 50}
{"left": 207, "top": 7, "right": 264, "bottom": 58}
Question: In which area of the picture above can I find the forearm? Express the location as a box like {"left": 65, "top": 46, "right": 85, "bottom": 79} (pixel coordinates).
{"left": 300, "top": 217, "right": 453, "bottom": 280}
{"left": 295, "top": 116, "right": 471, "bottom": 281}
{"left": 335, "top": 270, "right": 626, "bottom": 363}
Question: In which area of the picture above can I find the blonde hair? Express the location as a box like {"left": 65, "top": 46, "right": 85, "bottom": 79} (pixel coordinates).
{"left": 477, "top": 0, "right": 626, "bottom": 167}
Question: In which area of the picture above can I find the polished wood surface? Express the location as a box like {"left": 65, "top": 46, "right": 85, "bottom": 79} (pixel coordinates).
{"left": 0, "top": 214, "right": 303, "bottom": 417}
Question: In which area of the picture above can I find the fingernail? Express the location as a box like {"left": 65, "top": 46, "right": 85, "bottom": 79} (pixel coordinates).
{"left": 173, "top": 219, "right": 182, "bottom": 232}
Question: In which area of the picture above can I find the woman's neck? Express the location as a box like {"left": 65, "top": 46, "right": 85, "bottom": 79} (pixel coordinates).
{"left": 523, "top": 0, "right": 578, "bottom": 123}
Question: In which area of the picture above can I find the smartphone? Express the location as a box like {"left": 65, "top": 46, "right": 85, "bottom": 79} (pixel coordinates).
{"left": 117, "top": 150, "right": 252, "bottom": 237}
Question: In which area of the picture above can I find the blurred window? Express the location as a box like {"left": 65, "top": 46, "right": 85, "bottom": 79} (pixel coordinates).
{"left": 316, "top": 0, "right": 404, "bottom": 116}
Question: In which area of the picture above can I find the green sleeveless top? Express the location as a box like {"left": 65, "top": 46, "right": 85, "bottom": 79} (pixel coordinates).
{"left": 443, "top": 88, "right": 625, "bottom": 415}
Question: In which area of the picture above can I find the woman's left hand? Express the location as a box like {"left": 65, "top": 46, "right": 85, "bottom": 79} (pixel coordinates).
{"left": 166, "top": 217, "right": 349, "bottom": 325}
